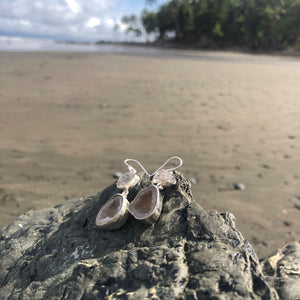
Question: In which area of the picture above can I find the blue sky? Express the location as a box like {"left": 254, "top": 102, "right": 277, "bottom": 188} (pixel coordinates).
{"left": 0, "top": 0, "right": 167, "bottom": 41}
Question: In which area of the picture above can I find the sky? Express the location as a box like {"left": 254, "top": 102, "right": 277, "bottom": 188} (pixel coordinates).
{"left": 0, "top": 0, "right": 167, "bottom": 42}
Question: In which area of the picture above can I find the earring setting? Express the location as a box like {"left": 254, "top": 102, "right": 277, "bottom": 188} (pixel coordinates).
{"left": 128, "top": 157, "right": 181, "bottom": 224}
{"left": 95, "top": 193, "right": 129, "bottom": 230}
{"left": 95, "top": 166, "right": 139, "bottom": 230}
{"left": 96, "top": 156, "right": 182, "bottom": 230}
{"left": 128, "top": 184, "right": 161, "bottom": 224}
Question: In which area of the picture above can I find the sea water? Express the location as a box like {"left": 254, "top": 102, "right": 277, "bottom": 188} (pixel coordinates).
{"left": 0, "top": 35, "right": 297, "bottom": 65}
{"left": 0, "top": 35, "right": 173, "bottom": 57}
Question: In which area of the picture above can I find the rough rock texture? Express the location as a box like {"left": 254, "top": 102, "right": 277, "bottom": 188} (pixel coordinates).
{"left": 262, "top": 241, "right": 300, "bottom": 300}
{"left": 0, "top": 172, "right": 281, "bottom": 299}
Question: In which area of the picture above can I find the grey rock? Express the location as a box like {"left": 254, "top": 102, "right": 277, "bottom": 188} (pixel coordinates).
{"left": 188, "top": 177, "right": 197, "bottom": 184}
{"left": 217, "top": 124, "right": 229, "bottom": 131}
{"left": 233, "top": 182, "right": 246, "bottom": 190}
{"left": 99, "top": 104, "right": 108, "bottom": 109}
{"left": 0, "top": 172, "right": 278, "bottom": 299}
{"left": 262, "top": 164, "right": 271, "bottom": 169}
{"left": 113, "top": 172, "right": 123, "bottom": 179}
{"left": 262, "top": 241, "right": 300, "bottom": 300}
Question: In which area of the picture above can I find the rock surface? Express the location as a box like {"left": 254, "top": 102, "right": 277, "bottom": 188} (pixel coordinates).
{"left": 262, "top": 241, "right": 300, "bottom": 300}
{"left": 0, "top": 172, "right": 286, "bottom": 299}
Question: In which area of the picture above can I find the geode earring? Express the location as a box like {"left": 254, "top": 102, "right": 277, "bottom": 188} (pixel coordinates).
{"left": 95, "top": 163, "right": 140, "bottom": 230}
{"left": 128, "top": 157, "right": 182, "bottom": 224}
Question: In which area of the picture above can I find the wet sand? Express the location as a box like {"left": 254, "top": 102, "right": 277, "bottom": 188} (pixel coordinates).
{"left": 0, "top": 51, "right": 299, "bottom": 258}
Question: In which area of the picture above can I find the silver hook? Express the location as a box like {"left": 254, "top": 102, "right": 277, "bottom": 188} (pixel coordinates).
{"left": 124, "top": 159, "right": 151, "bottom": 176}
{"left": 151, "top": 156, "right": 183, "bottom": 176}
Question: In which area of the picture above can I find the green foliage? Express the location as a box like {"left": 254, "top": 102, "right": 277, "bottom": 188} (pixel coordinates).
{"left": 141, "top": 9, "right": 158, "bottom": 34}
{"left": 121, "top": 14, "right": 138, "bottom": 26}
{"left": 157, "top": 0, "right": 181, "bottom": 39}
{"left": 124, "top": 0, "right": 300, "bottom": 49}
{"left": 177, "top": 1, "right": 195, "bottom": 41}
{"left": 121, "top": 14, "right": 142, "bottom": 37}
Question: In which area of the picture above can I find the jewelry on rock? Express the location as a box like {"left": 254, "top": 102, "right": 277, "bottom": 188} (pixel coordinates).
{"left": 95, "top": 164, "right": 140, "bottom": 230}
{"left": 128, "top": 156, "right": 182, "bottom": 224}
{"left": 95, "top": 156, "right": 183, "bottom": 229}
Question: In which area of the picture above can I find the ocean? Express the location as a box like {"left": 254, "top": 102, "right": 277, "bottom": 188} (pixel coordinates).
{"left": 0, "top": 36, "right": 298, "bottom": 65}
{"left": 0, "top": 35, "right": 176, "bottom": 57}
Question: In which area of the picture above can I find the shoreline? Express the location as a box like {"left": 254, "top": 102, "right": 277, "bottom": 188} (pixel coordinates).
{"left": 0, "top": 35, "right": 299, "bottom": 61}
{"left": 0, "top": 49, "right": 299, "bottom": 68}
{"left": 96, "top": 40, "right": 300, "bottom": 58}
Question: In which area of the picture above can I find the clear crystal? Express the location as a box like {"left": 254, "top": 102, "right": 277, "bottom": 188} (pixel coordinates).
{"left": 116, "top": 172, "right": 139, "bottom": 189}
{"left": 153, "top": 169, "right": 176, "bottom": 186}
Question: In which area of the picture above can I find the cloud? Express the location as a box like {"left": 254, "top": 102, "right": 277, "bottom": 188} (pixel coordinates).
{"left": 85, "top": 17, "right": 101, "bottom": 28}
{"left": 65, "top": 0, "right": 80, "bottom": 14}
{"left": 0, "top": 0, "right": 148, "bottom": 41}
{"left": 103, "top": 18, "right": 114, "bottom": 29}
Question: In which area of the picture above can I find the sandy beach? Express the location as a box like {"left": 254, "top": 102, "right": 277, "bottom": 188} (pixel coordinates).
{"left": 0, "top": 50, "right": 299, "bottom": 258}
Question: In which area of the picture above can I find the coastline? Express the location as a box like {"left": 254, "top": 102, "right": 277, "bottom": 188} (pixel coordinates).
{"left": 97, "top": 40, "right": 300, "bottom": 58}
{"left": 0, "top": 36, "right": 299, "bottom": 62}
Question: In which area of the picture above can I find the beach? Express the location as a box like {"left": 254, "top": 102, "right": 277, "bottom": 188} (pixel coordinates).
{"left": 0, "top": 50, "right": 299, "bottom": 258}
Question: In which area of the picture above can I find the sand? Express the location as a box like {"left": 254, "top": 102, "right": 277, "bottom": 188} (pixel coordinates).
{"left": 0, "top": 50, "right": 299, "bottom": 258}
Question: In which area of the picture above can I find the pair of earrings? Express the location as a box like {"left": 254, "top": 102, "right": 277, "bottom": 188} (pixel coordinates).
{"left": 95, "top": 156, "right": 182, "bottom": 230}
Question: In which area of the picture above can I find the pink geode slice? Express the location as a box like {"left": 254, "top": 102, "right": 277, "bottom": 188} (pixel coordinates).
{"left": 95, "top": 194, "right": 129, "bottom": 230}
{"left": 153, "top": 169, "right": 176, "bottom": 187}
{"left": 128, "top": 185, "right": 162, "bottom": 224}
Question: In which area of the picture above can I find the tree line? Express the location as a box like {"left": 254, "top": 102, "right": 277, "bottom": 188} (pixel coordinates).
{"left": 121, "top": 0, "right": 300, "bottom": 50}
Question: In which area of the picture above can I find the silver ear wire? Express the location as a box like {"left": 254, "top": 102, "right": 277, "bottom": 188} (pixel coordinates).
{"left": 128, "top": 156, "right": 183, "bottom": 224}
{"left": 124, "top": 156, "right": 182, "bottom": 178}
{"left": 151, "top": 156, "right": 183, "bottom": 176}
{"left": 124, "top": 159, "right": 151, "bottom": 176}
